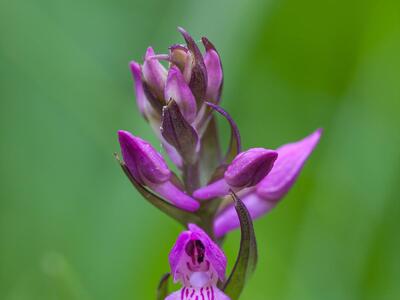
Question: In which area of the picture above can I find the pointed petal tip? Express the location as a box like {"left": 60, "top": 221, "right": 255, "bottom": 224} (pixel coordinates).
{"left": 129, "top": 60, "right": 140, "bottom": 70}
{"left": 201, "top": 36, "right": 217, "bottom": 51}
{"left": 177, "top": 26, "right": 186, "bottom": 34}
{"left": 224, "top": 148, "right": 278, "bottom": 188}
{"left": 117, "top": 129, "right": 132, "bottom": 142}
{"left": 256, "top": 128, "right": 322, "bottom": 201}
{"left": 145, "top": 46, "right": 155, "bottom": 58}
{"left": 167, "top": 65, "right": 180, "bottom": 76}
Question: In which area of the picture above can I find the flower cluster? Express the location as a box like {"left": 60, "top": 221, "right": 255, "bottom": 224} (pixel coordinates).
{"left": 117, "top": 27, "right": 321, "bottom": 299}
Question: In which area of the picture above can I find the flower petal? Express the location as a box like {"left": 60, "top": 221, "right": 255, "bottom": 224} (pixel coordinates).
{"left": 202, "top": 37, "right": 223, "bottom": 103}
{"left": 169, "top": 224, "right": 227, "bottom": 283}
{"left": 214, "top": 193, "right": 276, "bottom": 238}
{"left": 192, "top": 178, "right": 230, "bottom": 201}
{"left": 188, "top": 224, "right": 227, "bottom": 281}
{"left": 257, "top": 128, "right": 322, "bottom": 201}
{"left": 129, "top": 61, "right": 148, "bottom": 118}
{"left": 118, "top": 130, "right": 170, "bottom": 184}
{"left": 178, "top": 27, "right": 207, "bottom": 106}
{"left": 224, "top": 148, "right": 278, "bottom": 188}
{"left": 165, "top": 66, "right": 197, "bottom": 123}
{"left": 152, "top": 181, "right": 199, "bottom": 212}
{"left": 142, "top": 47, "right": 167, "bottom": 101}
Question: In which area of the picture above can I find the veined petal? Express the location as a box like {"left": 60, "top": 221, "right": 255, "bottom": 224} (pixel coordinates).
{"left": 142, "top": 47, "right": 167, "bottom": 100}
{"left": 165, "top": 286, "right": 230, "bottom": 300}
{"left": 152, "top": 181, "right": 199, "bottom": 212}
{"left": 188, "top": 224, "right": 227, "bottom": 281}
{"left": 257, "top": 128, "right": 322, "bottom": 201}
{"left": 214, "top": 193, "right": 276, "bottom": 238}
{"left": 118, "top": 130, "right": 170, "bottom": 184}
{"left": 165, "top": 66, "right": 197, "bottom": 123}
{"left": 169, "top": 224, "right": 227, "bottom": 284}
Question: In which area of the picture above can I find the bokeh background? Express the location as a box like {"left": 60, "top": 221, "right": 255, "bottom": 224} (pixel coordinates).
{"left": 1, "top": 0, "right": 399, "bottom": 299}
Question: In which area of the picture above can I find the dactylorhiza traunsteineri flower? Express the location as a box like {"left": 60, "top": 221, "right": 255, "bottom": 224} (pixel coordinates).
{"left": 116, "top": 27, "right": 322, "bottom": 299}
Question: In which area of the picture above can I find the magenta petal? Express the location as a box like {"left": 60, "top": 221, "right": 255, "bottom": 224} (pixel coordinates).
{"left": 129, "top": 61, "right": 148, "bottom": 117}
{"left": 118, "top": 130, "right": 171, "bottom": 184}
{"left": 214, "top": 193, "right": 276, "bottom": 238}
{"left": 142, "top": 47, "right": 167, "bottom": 99}
{"left": 169, "top": 231, "right": 191, "bottom": 282}
{"left": 204, "top": 49, "right": 223, "bottom": 103}
{"left": 224, "top": 148, "right": 278, "bottom": 188}
{"left": 169, "top": 224, "right": 227, "bottom": 282}
{"left": 257, "top": 129, "right": 322, "bottom": 201}
{"left": 152, "top": 181, "right": 199, "bottom": 212}
{"left": 192, "top": 179, "right": 230, "bottom": 201}
{"left": 165, "top": 66, "right": 197, "bottom": 123}
{"left": 188, "top": 224, "right": 227, "bottom": 281}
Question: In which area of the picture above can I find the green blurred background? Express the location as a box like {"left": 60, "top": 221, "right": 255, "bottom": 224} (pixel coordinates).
{"left": 1, "top": 0, "right": 399, "bottom": 299}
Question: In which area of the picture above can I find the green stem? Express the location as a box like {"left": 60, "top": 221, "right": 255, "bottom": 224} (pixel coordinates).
{"left": 182, "top": 161, "right": 200, "bottom": 194}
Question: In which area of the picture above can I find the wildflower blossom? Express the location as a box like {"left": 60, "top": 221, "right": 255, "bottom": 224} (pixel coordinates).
{"left": 213, "top": 129, "right": 322, "bottom": 237}
{"left": 166, "top": 224, "right": 230, "bottom": 300}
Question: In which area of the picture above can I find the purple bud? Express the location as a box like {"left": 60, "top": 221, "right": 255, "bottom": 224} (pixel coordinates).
{"left": 142, "top": 47, "right": 167, "bottom": 102}
{"left": 257, "top": 129, "right": 322, "bottom": 201}
{"left": 129, "top": 61, "right": 148, "bottom": 118}
{"left": 178, "top": 27, "right": 208, "bottom": 106}
{"left": 193, "top": 148, "right": 277, "bottom": 200}
{"left": 118, "top": 130, "right": 199, "bottom": 211}
{"left": 213, "top": 129, "right": 322, "bottom": 237}
{"left": 202, "top": 37, "right": 223, "bottom": 103}
{"left": 165, "top": 66, "right": 197, "bottom": 123}
{"left": 118, "top": 130, "right": 170, "bottom": 184}
{"left": 225, "top": 148, "right": 277, "bottom": 188}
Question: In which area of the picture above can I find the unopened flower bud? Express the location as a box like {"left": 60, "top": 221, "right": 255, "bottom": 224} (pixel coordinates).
{"left": 118, "top": 130, "right": 199, "bottom": 211}
{"left": 213, "top": 129, "right": 322, "bottom": 237}
{"left": 142, "top": 47, "right": 167, "bottom": 102}
{"left": 225, "top": 148, "right": 277, "bottom": 188}
{"left": 165, "top": 66, "right": 197, "bottom": 123}
{"left": 118, "top": 130, "right": 170, "bottom": 184}
{"left": 193, "top": 148, "right": 277, "bottom": 200}
{"left": 202, "top": 37, "right": 223, "bottom": 103}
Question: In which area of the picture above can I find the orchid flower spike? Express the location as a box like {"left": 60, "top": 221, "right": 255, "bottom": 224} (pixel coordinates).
{"left": 166, "top": 224, "right": 230, "bottom": 300}
{"left": 129, "top": 28, "right": 223, "bottom": 168}
{"left": 118, "top": 130, "right": 199, "bottom": 212}
{"left": 193, "top": 148, "right": 278, "bottom": 200}
{"left": 214, "top": 129, "right": 322, "bottom": 237}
